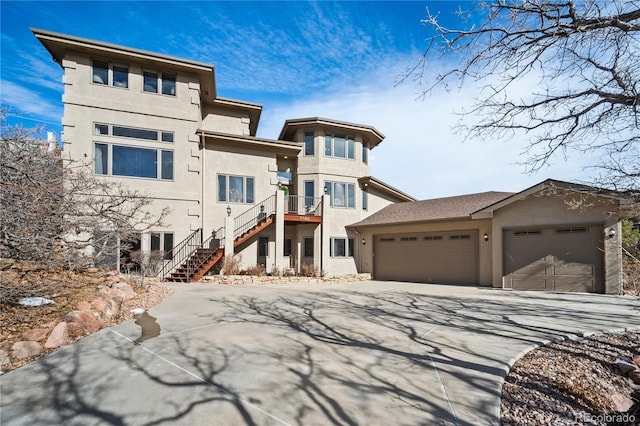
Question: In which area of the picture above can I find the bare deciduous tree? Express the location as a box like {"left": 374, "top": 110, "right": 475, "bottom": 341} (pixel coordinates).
{"left": 0, "top": 115, "right": 168, "bottom": 270}
{"left": 406, "top": 0, "right": 640, "bottom": 193}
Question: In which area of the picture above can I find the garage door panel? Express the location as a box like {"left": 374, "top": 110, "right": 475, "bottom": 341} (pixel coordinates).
{"left": 553, "top": 262, "right": 594, "bottom": 276}
{"left": 503, "top": 225, "right": 603, "bottom": 293}
{"left": 512, "top": 277, "right": 548, "bottom": 291}
{"left": 374, "top": 231, "right": 478, "bottom": 285}
{"left": 553, "top": 278, "right": 594, "bottom": 293}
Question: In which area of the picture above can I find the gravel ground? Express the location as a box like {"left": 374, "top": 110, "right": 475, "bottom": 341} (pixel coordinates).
{"left": 501, "top": 331, "right": 640, "bottom": 425}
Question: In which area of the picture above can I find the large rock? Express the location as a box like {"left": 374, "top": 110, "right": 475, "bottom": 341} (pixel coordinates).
{"left": 44, "top": 322, "right": 69, "bottom": 349}
{"left": 64, "top": 310, "right": 104, "bottom": 334}
{"left": 22, "top": 328, "right": 51, "bottom": 342}
{"left": 609, "top": 393, "right": 634, "bottom": 412}
{"left": 11, "top": 341, "right": 43, "bottom": 359}
{"left": 107, "top": 282, "right": 136, "bottom": 301}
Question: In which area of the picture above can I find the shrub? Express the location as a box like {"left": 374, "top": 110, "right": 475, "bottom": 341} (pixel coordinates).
{"left": 244, "top": 264, "right": 266, "bottom": 276}
{"left": 222, "top": 254, "right": 241, "bottom": 275}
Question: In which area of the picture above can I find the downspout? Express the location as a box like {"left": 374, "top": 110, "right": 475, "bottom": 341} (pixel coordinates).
{"left": 199, "top": 131, "right": 205, "bottom": 233}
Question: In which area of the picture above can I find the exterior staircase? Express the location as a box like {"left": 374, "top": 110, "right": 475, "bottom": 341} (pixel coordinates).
{"left": 162, "top": 195, "right": 276, "bottom": 282}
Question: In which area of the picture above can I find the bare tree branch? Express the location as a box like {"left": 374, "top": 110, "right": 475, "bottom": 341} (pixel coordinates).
{"left": 405, "top": 0, "right": 640, "bottom": 193}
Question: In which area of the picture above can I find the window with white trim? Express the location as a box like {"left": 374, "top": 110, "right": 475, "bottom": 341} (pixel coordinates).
{"left": 217, "top": 174, "right": 255, "bottom": 204}
{"left": 151, "top": 232, "right": 175, "bottom": 260}
{"left": 94, "top": 143, "right": 173, "bottom": 180}
{"left": 93, "top": 123, "right": 173, "bottom": 143}
{"left": 143, "top": 71, "right": 176, "bottom": 96}
{"left": 92, "top": 60, "right": 129, "bottom": 88}
{"left": 304, "top": 132, "right": 314, "bottom": 156}
{"left": 304, "top": 238, "right": 314, "bottom": 257}
{"left": 330, "top": 237, "right": 355, "bottom": 257}
{"left": 324, "top": 134, "right": 355, "bottom": 159}
{"left": 324, "top": 181, "right": 355, "bottom": 208}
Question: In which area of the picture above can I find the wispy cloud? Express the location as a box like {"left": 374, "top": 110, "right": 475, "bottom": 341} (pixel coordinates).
{"left": 0, "top": 80, "right": 63, "bottom": 124}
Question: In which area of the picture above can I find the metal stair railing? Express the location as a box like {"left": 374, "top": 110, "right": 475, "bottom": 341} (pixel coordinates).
{"left": 234, "top": 194, "right": 276, "bottom": 239}
{"left": 158, "top": 229, "right": 202, "bottom": 280}
{"left": 286, "top": 195, "right": 323, "bottom": 216}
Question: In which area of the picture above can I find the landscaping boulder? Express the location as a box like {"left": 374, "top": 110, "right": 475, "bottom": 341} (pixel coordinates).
{"left": 64, "top": 310, "right": 104, "bottom": 334}
{"left": 44, "top": 322, "right": 69, "bottom": 349}
{"left": 11, "top": 341, "right": 43, "bottom": 359}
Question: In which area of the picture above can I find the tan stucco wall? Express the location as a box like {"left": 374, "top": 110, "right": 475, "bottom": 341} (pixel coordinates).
{"left": 201, "top": 105, "right": 251, "bottom": 135}
{"left": 60, "top": 51, "right": 204, "bottom": 247}
{"left": 491, "top": 193, "right": 622, "bottom": 293}
{"left": 354, "top": 219, "right": 493, "bottom": 286}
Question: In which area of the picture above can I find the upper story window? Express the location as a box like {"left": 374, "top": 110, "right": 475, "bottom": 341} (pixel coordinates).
{"left": 304, "top": 132, "right": 314, "bottom": 156}
{"left": 217, "top": 174, "right": 254, "bottom": 204}
{"left": 143, "top": 71, "right": 176, "bottom": 96}
{"left": 92, "top": 60, "right": 129, "bottom": 88}
{"left": 362, "top": 188, "right": 368, "bottom": 211}
{"left": 94, "top": 123, "right": 174, "bottom": 143}
{"left": 362, "top": 144, "right": 369, "bottom": 164}
{"left": 94, "top": 143, "right": 173, "bottom": 180}
{"left": 324, "top": 134, "right": 355, "bottom": 160}
{"left": 324, "top": 181, "right": 355, "bottom": 208}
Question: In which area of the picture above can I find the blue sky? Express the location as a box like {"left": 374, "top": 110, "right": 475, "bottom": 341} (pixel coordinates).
{"left": 1, "top": 1, "right": 596, "bottom": 199}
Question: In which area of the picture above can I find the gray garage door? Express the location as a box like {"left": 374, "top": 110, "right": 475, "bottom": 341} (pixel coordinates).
{"left": 503, "top": 225, "right": 604, "bottom": 292}
{"left": 373, "top": 231, "right": 478, "bottom": 285}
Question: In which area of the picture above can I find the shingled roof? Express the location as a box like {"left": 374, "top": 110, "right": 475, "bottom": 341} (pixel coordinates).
{"left": 350, "top": 191, "right": 514, "bottom": 227}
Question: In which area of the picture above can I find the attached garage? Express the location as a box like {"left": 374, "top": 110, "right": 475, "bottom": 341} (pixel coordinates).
{"left": 503, "top": 225, "right": 604, "bottom": 293}
{"left": 373, "top": 231, "right": 478, "bottom": 285}
{"left": 351, "top": 179, "right": 628, "bottom": 294}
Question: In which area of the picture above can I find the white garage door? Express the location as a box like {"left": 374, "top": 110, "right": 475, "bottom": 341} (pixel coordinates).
{"left": 503, "top": 225, "right": 604, "bottom": 292}
{"left": 373, "top": 231, "right": 478, "bottom": 285}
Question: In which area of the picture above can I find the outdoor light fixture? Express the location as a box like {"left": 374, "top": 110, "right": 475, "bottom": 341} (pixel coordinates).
{"left": 362, "top": 238, "right": 366, "bottom": 245}
{"left": 483, "top": 233, "right": 489, "bottom": 242}
{"left": 608, "top": 227, "right": 616, "bottom": 238}
{"left": 226, "top": 206, "right": 231, "bottom": 217}
{"left": 260, "top": 204, "right": 265, "bottom": 213}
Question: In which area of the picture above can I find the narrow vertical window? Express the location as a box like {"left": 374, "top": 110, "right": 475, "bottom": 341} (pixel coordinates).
{"left": 163, "top": 233, "right": 174, "bottom": 260}
{"left": 143, "top": 71, "right": 158, "bottom": 93}
{"left": 229, "top": 176, "right": 244, "bottom": 203}
{"left": 161, "top": 150, "right": 173, "bottom": 180}
{"left": 92, "top": 60, "right": 109, "bottom": 85}
{"left": 324, "top": 135, "right": 332, "bottom": 156}
{"left": 217, "top": 175, "right": 227, "bottom": 202}
{"left": 362, "top": 144, "right": 368, "bottom": 164}
{"left": 304, "top": 181, "right": 315, "bottom": 207}
{"left": 246, "top": 177, "right": 254, "bottom": 204}
{"left": 334, "top": 136, "right": 346, "bottom": 158}
{"left": 304, "top": 132, "right": 314, "bottom": 156}
{"left": 347, "top": 184, "right": 355, "bottom": 208}
{"left": 362, "top": 188, "right": 368, "bottom": 211}
{"left": 94, "top": 143, "right": 108, "bottom": 175}
{"left": 304, "top": 238, "right": 314, "bottom": 257}
{"left": 347, "top": 138, "right": 355, "bottom": 159}
{"left": 162, "top": 74, "right": 176, "bottom": 96}
{"left": 112, "top": 65, "right": 129, "bottom": 88}
{"left": 334, "top": 183, "right": 346, "bottom": 207}
{"left": 151, "top": 233, "right": 161, "bottom": 251}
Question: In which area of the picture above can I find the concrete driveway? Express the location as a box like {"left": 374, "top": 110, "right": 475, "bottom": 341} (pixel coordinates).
{"left": 2, "top": 281, "right": 639, "bottom": 426}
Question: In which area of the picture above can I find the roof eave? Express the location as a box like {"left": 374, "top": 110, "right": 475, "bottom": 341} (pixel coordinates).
{"left": 31, "top": 27, "right": 217, "bottom": 103}
{"left": 279, "top": 117, "right": 385, "bottom": 147}
{"left": 199, "top": 131, "right": 301, "bottom": 154}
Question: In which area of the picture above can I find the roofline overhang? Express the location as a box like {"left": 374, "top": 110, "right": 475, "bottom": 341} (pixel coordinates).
{"left": 278, "top": 117, "right": 385, "bottom": 148}
{"left": 31, "top": 27, "right": 217, "bottom": 104}
{"left": 470, "top": 178, "right": 627, "bottom": 219}
{"left": 211, "top": 97, "right": 263, "bottom": 136}
{"left": 348, "top": 215, "right": 475, "bottom": 230}
{"left": 199, "top": 130, "right": 301, "bottom": 154}
{"left": 358, "top": 176, "right": 416, "bottom": 202}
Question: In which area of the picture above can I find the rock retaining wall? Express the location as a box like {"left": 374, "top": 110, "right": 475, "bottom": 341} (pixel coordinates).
{"left": 200, "top": 273, "right": 372, "bottom": 285}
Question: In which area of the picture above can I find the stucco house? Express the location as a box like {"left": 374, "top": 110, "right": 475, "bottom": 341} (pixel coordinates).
{"left": 32, "top": 28, "right": 414, "bottom": 281}
{"left": 33, "top": 28, "right": 630, "bottom": 293}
